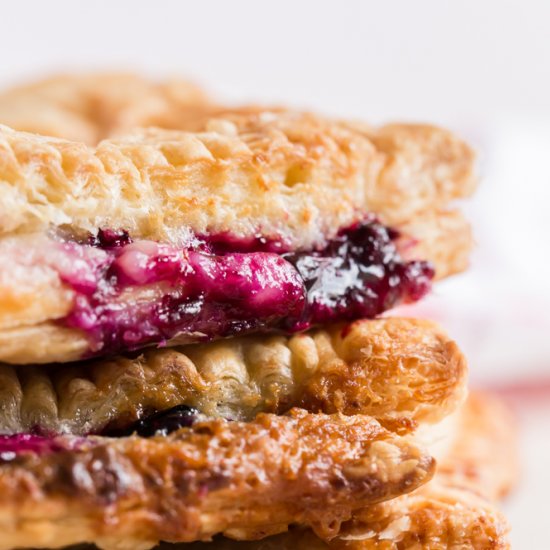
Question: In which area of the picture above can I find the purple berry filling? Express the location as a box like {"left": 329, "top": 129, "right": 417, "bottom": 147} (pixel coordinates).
{"left": 0, "top": 407, "right": 199, "bottom": 456}
{"left": 88, "top": 227, "right": 134, "bottom": 249}
{"left": 54, "top": 220, "right": 433, "bottom": 357}
{"left": 282, "top": 222, "right": 433, "bottom": 329}
{"left": 0, "top": 434, "right": 70, "bottom": 459}
{"left": 103, "top": 405, "right": 200, "bottom": 438}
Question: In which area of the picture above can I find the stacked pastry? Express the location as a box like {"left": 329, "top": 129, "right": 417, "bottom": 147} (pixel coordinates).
{"left": 0, "top": 75, "right": 515, "bottom": 549}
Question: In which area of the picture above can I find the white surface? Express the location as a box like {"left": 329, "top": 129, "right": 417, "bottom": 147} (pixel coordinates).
{"left": 505, "top": 398, "right": 550, "bottom": 549}
{"left": 1, "top": 0, "right": 550, "bottom": 124}
{"left": 1, "top": 0, "right": 549, "bottom": 545}
{"left": 404, "top": 114, "right": 550, "bottom": 386}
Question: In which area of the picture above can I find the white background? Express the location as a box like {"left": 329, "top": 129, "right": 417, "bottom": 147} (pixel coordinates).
{"left": 1, "top": 1, "right": 549, "bottom": 547}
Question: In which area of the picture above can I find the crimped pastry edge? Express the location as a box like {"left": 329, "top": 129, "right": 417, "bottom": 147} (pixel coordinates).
{"left": 0, "top": 317, "right": 467, "bottom": 435}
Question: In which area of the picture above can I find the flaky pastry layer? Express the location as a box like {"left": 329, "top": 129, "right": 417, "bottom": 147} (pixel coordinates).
{"left": 178, "top": 481, "right": 509, "bottom": 550}
{"left": 0, "top": 409, "right": 435, "bottom": 550}
{"left": 0, "top": 75, "right": 475, "bottom": 230}
{"left": 0, "top": 110, "right": 474, "bottom": 246}
{"left": 436, "top": 391, "right": 518, "bottom": 501}
{"left": 0, "top": 318, "right": 467, "bottom": 435}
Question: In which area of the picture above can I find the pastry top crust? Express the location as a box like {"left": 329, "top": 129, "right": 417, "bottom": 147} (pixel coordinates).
{"left": 0, "top": 72, "right": 208, "bottom": 145}
{"left": 0, "top": 318, "right": 467, "bottom": 435}
{"left": 0, "top": 111, "right": 475, "bottom": 248}
{"left": 0, "top": 409, "right": 434, "bottom": 550}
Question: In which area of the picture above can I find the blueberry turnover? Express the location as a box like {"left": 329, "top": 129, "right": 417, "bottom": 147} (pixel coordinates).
{"left": 0, "top": 113, "right": 473, "bottom": 364}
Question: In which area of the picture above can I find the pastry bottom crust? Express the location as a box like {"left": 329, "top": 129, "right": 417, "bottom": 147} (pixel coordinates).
{"left": 11, "top": 393, "right": 515, "bottom": 550}
{"left": 179, "top": 481, "right": 509, "bottom": 550}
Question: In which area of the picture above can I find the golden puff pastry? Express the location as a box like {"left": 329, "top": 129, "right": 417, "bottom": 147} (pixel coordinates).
{"left": 0, "top": 74, "right": 477, "bottom": 229}
{"left": 0, "top": 114, "right": 474, "bottom": 243}
{"left": 0, "top": 318, "right": 467, "bottom": 435}
{"left": 162, "top": 392, "right": 516, "bottom": 550}
{"left": 0, "top": 409, "right": 435, "bottom": 550}
{"left": 396, "top": 208, "right": 471, "bottom": 280}
{"left": 0, "top": 72, "right": 209, "bottom": 145}
{"left": 147, "top": 108, "right": 478, "bottom": 227}
{"left": 436, "top": 391, "right": 519, "bottom": 501}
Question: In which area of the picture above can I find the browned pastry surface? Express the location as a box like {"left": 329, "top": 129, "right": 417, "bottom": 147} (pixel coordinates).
{"left": 179, "top": 482, "right": 509, "bottom": 549}
{"left": 166, "top": 393, "right": 516, "bottom": 549}
{"left": 0, "top": 318, "right": 467, "bottom": 435}
{"left": 68, "top": 493, "right": 512, "bottom": 550}
{"left": 0, "top": 73, "right": 209, "bottom": 144}
{"left": 14, "top": 395, "right": 515, "bottom": 550}
{"left": 0, "top": 409, "right": 435, "bottom": 549}
{"left": 158, "top": 109, "right": 478, "bottom": 227}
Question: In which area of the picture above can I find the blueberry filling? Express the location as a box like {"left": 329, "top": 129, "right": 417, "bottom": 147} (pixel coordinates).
{"left": 103, "top": 405, "right": 200, "bottom": 438}
{"left": 54, "top": 219, "right": 433, "bottom": 356}
{"left": 88, "top": 228, "right": 133, "bottom": 249}
{"left": 282, "top": 222, "right": 433, "bottom": 329}
{"left": 0, "top": 406, "right": 199, "bottom": 457}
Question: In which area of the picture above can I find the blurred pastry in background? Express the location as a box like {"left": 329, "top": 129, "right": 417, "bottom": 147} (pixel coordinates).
{"left": 0, "top": 72, "right": 209, "bottom": 144}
